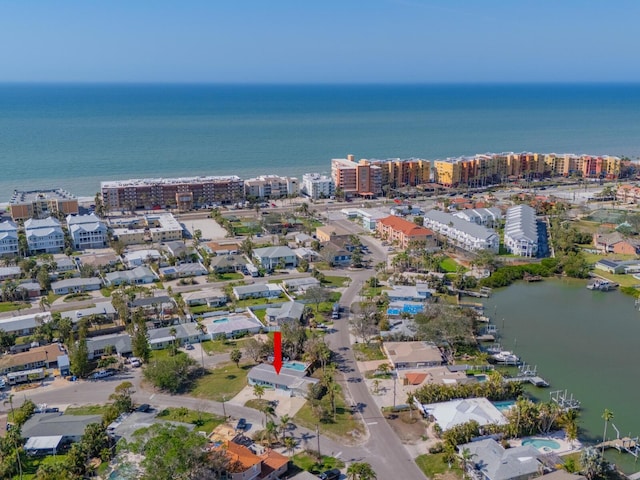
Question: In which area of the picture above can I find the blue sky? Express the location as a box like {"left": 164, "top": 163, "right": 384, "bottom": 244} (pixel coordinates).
{"left": 0, "top": 0, "right": 638, "bottom": 83}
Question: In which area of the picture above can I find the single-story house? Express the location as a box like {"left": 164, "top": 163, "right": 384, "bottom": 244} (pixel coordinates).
{"left": 387, "top": 284, "right": 434, "bottom": 303}
{"left": 204, "top": 314, "right": 264, "bottom": 339}
{"left": 18, "top": 282, "right": 43, "bottom": 298}
{"left": 0, "top": 266, "right": 21, "bottom": 281}
{"left": 458, "top": 438, "right": 542, "bottom": 480}
{"left": 593, "top": 232, "right": 640, "bottom": 255}
{"left": 123, "top": 249, "right": 162, "bottom": 268}
{"left": 420, "top": 397, "right": 508, "bottom": 431}
{"left": 282, "top": 277, "right": 320, "bottom": 293}
{"left": 61, "top": 301, "right": 117, "bottom": 325}
{"left": 50, "top": 256, "right": 76, "bottom": 272}
{"left": 233, "top": 283, "right": 283, "bottom": 300}
{"left": 163, "top": 240, "right": 192, "bottom": 259}
{"left": 184, "top": 288, "right": 228, "bottom": 307}
{"left": 210, "top": 254, "right": 247, "bottom": 274}
{"left": 86, "top": 333, "right": 132, "bottom": 359}
{"left": 51, "top": 277, "right": 102, "bottom": 295}
{"left": 293, "top": 247, "right": 320, "bottom": 262}
{"left": 204, "top": 241, "right": 241, "bottom": 256}
{"left": 76, "top": 251, "right": 120, "bottom": 269}
{"left": 253, "top": 246, "right": 297, "bottom": 270}
{"left": 22, "top": 413, "right": 103, "bottom": 454}
{"left": 293, "top": 233, "right": 313, "bottom": 246}
{"left": 104, "top": 266, "right": 157, "bottom": 286}
{"left": 147, "top": 323, "right": 202, "bottom": 349}
{"left": 0, "top": 312, "right": 52, "bottom": 336}
{"left": 158, "top": 262, "right": 208, "bottom": 279}
{"left": 247, "top": 362, "right": 318, "bottom": 397}
{"left": 0, "top": 343, "right": 67, "bottom": 375}
{"left": 383, "top": 341, "right": 443, "bottom": 369}
{"left": 265, "top": 301, "right": 305, "bottom": 325}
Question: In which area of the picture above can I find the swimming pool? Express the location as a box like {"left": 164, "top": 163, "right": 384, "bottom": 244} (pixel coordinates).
{"left": 522, "top": 438, "right": 561, "bottom": 451}
{"left": 212, "top": 317, "right": 229, "bottom": 324}
{"left": 283, "top": 361, "right": 307, "bottom": 372}
{"left": 492, "top": 400, "right": 516, "bottom": 412}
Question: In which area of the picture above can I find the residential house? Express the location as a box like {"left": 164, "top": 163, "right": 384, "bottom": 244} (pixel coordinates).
{"left": 321, "top": 241, "right": 352, "bottom": 266}
{"left": 22, "top": 413, "right": 102, "bottom": 454}
{"left": 420, "top": 398, "right": 508, "bottom": 431}
{"left": 184, "top": 288, "right": 227, "bottom": 307}
{"left": 265, "top": 301, "right": 305, "bottom": 325}
{"left": 210, "top": 254, "right": 247, "bottom": 274}
{"left": 293, "top": 233, "right": 313, "bottom": 246}
{"left": 383, "top": 341, "right": 443, "bottom": 369}
{"left": 147, "top": 323, "right": 202, "bottom": 350}
{"left": 86, "top": 333, "right": 132, "bottom": 359}
{"left": 0, "top": 343, "right": 67, "bottom": 375}
{"left": 593, "top": 232, "right": 640, "bottom": 255}
{"left": 458, "top": 438, "right": 542, "bottom": 480}
{"left": 503, "top": 205, "right": 539, "bottom": 257}
{"left": 51, "top": 277, "right": 102, "bottom": 295}
{"left": 0, "top": 266, "right": 21, "bottom": 281}
{"left": 104, "top": 266, "right": 157, "bottom": 286}
{"left": 453, "top": 207, "right": 502, "bottom": 227}
{"left": 158, "top": 262, "right": 208, "bottom": 280}
{"left": 233, "top": 283, "right": 283, "bottom": 300}
{"left": 376, "top": 215, "right": 436, "bottom": 248}
{"left": 204, "top": 241, "right": 241, "bottom": 256}
{"left": 25, "top": 217, "right": 65, "bottom": 254}
{"left": 17, "top": 282, "right": 43, "bottom": 299}
{"left": 162, "top": 240, "right": 192, "bottom": 259}
{"left": 247, "top": 362, "right": 318, "bottom": 397}
{"left": 257, "top": 449, "right": 289, "bottom": 480}
{"left": 253, "top": 246, "right": 297, "bottom": 270}
{"left": 0, "top": 312, "right": 52, "bottom": 337}
{"left": 293, "top": 247, "right": 320, "bottom": 263}
{"left": 128, "top": 295, "right": 176, "bottom": 319}
{"left": 60, "top": 301, "right": 118, "bottom": 326}
{"left": 204, "top": 313, "right": 264, "bottom": 339}
{"left": 423, "top": 210, "right": 499, "bottom": 253}
{"left": 0, "top": 220, "right": 19, "bottom": 257}
{"left": 123, "top": 249, "right": 162, "bottom": 268}
{"left": 315, "top": 224, "right": 351, "bottom": 243}
{"left": 594, "top": 259, "right": 626, "bottom": 274}
{"left": 387, "top": 284, "right": 433, "bottom": 302}
{"left": 217, "top": 441, "right": 262, "bottom": 480}
{"left": 66, "top": 213, "right": 108, "bottom": 250}
{"left": 282, "top": 277, "right": 320, "bottom": 293}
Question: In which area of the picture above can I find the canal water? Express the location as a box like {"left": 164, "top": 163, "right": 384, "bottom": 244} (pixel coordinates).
{"left": 482, "top": 279, "right": 640, "bottom": 473}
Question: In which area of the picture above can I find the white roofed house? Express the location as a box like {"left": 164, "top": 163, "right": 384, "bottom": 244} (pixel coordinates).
{"left": 158, "top": 262, "right": 208, "bottom": 280}
{"left": 282, "top": 277, "right": 320, "bottom": 293}
{"left": 253, "top": 246, "right": 297, "bottom": 270}
{"left": 0, "top": 312, "right": 52, "bottom": 337}
{"left": 60, "top": 301, "right": 117, "bottom": 326}
{"left": 147, "top": 323, "right": 202, "bottom": 350}
{"left": 203, "top": 313, "right": 264, "bottom": 339}
{"left": 503, "top": 205, "right": 539, "bottom": 257}
{"left": 104, "top": 266, "right": 157, "bottom": 286}
{"left": 233, "top": 283, "right": 283, "bottom": 300}
{"left": 458, "top": 438, "right": 543, "bottom": 480}
{"left": 0, "top": 220, "right": 19, "bottom": 257}
{"left": 123, "top": 249, "right": 162, "bottom": 268}
{"left": 66, "top": 214, "right": 108, "bottom": 250}
{"left": 453, "top": 207, "right": 503, "bottom": 228}
{"left": 25, "top": 217, "right": 65, "bottom": 254}
{"left": 423, "top": 210, "right": 499, "bottom": 253}
{"left": 183, "top": 288, "right": 228, "bottom": 307}
{"left": 0, "top": 266, "right": 21, "bottom": 281}
{"left": 51, "top": 277, "right": 102, "bottom": 295}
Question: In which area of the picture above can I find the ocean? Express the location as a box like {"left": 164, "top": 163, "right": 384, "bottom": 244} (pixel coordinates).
{"left": 1, "top": 83, "right": 640, "bottom": 198}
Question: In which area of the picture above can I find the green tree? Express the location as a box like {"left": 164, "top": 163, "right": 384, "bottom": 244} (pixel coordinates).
{"left": 143, "top": 354, "right": 197, "bottom": 393}
{"left": 253, "top": 383, "right": 265, "bottom": 400}
{"left": 230, "top": 348, "right": 242, "bottom": 368}
{"left": 347, "top": 462, "right": 377, "bottom": 480}
{"left": 132, "top": 322, "right": 151, "bottom": 363}
{"left": 70, "top": 327, "right": 91, "bottom": 378}
{"left": 109, "top": 381, "right": 135, "bottom": 415}
{"left": 81, "top": 423, "right": 110, "bottom": 459}
{"left": 601, "top": 408, "right": 614, "bottom": 454}
{"left": 304, "top": 285, "right": 330, "bottom": 312}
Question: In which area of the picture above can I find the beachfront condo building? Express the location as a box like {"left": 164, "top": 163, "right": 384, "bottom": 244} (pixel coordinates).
{"left": 301, "top": 173, "right": 334, "bottom": 199}
{"left": 9, "top": 189, "right": 78, "bottom": 222}
{"left": 331, "top": 155, "right": 383, "bottom": 198}
{"left": 367, "top": 157, "right": 431, "bottom": 189}
{"left": 243, "top": 175, "right": 299, "bottom": 200}
{"left": 100, "top": 176, "right": 245, "bottom": 211}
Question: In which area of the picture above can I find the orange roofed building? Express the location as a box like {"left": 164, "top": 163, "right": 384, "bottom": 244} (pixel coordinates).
{"left": 214, "top": 441, "right": 290, "bottom": 480}
{"left": 376, "top": 216, "right": 435, "bottom": 248}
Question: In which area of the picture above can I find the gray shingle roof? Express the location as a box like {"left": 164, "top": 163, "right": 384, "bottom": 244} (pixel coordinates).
{"left": 22, "top": 413, "right": 102, "bottom": 439}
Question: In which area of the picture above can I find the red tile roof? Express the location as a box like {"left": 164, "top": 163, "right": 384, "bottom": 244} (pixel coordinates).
{"left": 378, "top": 216, "right": 434, "bottom": 237}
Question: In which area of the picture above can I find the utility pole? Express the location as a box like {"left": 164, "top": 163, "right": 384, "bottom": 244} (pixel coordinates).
{"left": 393, "top": 371, "right": 397, "bottom": 408}
{"left": 222, "top": 395, "right": 227, "bottom": 419}
{"left": 316, "top": 424, "right": 321, "bottom": 457}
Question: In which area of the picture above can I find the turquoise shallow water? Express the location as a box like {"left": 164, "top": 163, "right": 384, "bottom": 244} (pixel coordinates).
{"left": 1, "top": 83, "right": 640, "bottom": 197}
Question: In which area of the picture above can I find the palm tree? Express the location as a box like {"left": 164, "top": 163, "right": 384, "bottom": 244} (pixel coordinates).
{"left": 253, "top": 384, "right": 265, "bottom": 401}
{"left": 169, "top": 326, "right": 178, "bottom": 354}
{"left": 195, "top": 323, "right": 207, "bottom": 369}
{"left": 601, "top": 408, "right": 614, "bottom": 453}
{"left": 264, "top": 420, "right": 278, "bottom": 448}
{"left": 3, "top": 394, "right": 23, "bottom": 479}
{"left": 283, "top": 436, "right": 297, "bottom": 455}
{"left": 459, "top": 447, "right": 476, "bottom": 479}
{"left": 347, "top": 462, "right": 377, "bottom": 480}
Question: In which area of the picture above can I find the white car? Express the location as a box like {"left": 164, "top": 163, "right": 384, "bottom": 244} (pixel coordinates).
{"left": 130, "top": 358, "right": 141, "bottom": 368}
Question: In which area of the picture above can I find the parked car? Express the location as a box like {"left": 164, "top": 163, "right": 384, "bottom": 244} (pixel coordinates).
{"left": 137, "top": 403, "right": 151, "bottom": 413}
{"left": 318, "top": 469, "right": 341, "bottom": 480}
{"left": 91, "top": 370, "right": 112, "bottom": 380}
{"left": 236, "top": 418, "right": 247, "bottom": 431}
{"left": 130, "top": 357, "right": 141, "bottom": 368}
{"left": 185, "top": 344, "right": 194, "bottom": 350}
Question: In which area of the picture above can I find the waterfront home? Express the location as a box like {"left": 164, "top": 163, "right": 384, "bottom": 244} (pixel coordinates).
{"left": 376, "top": 215, "right": 435, "bottom": 248}
{"left": 25, "top": 217, "right": 65, "bottom": 254}
{"left": 22, "top": 413, "right": 102, "bottom": 455}
{"left": 183, "top": 287, "right": 227, "bottom": 307}
{"left": 147, "top": 323, "right": 201, "bottom": 349}
{"left": 51, "top": 277, "right": 102, "bottom": 295}
{"left": 104, "top": 266, "right": 157, "bottom": 286}
{"left": 232, "top": 283, "right": 283, "bottom": 300}
{"left": 253, "top": 246, "right": 297, "bottom": 270}
{"left": 457, "top": 438, "right": 543, "bottom": 480}
{"left": 387, "top": 284, "right": 434, "bottom": 303}
{"left": 264, "top": 301, "right": 305, "bottom": 325}
{"left": 383, "top": 341, "right": 443, "bottom": 369}
{"left": 123, "top": 249, "right": 162, "bottom": 268}
{"left": 593, "top": 231, "right": 640, "bottom": 255}
{"left": 423, "top": 210, "right": 499, "bottom": 253}
{"left": 247, "top": 362, "right": 318, "bottom": 397}
{"left": 420, "top": 398, "right": 508, "bottom": 431}
{"left": 86, "top": 333, "right": 132, "bottom": 359}
{"left": 158, "top": 262, "right": 208, "bottom": 279}
{"left": 66, "top": 213, "right": 108, "bottom": 250}
{"left": 282, "top": 276, "right": 320, "bottom": 293}
{"left": 0, "top": 220, "right": 19, "bottom": 257}
{"left": 203, "top": 313, "right": 263, "bottom": 339}
{"left": 0, "top": 312, "right": 52, "bottom": 337}
{"left": 594, "top": 259, "right": 626, "bottom": 274}
{"left": 503, "top": 205, "right": 539, "bottom": 257}
{"left": 0, "top": 343, "right": 67, "bottom": 375}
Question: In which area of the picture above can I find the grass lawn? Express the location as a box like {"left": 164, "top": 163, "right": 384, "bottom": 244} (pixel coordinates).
{"left": 439, "top": 256, "right": 460, "bottom": 273}
{"left": 208, "top": 272, "right": 244, "bottom": 281}
{"left": 189, "top": 361, "right": 255, "bottom": 402}
{"left": 253, "top": 309, "right": 267, "bottom": 321}
{"left": 63, "top": 293, "right": 92, "bottom": 303}
{"left": 591, "top": 270, "right": 640, "bottom": 288}
{"left": 293, "top": 385, "right": 364, "bottom": 442}
{"left": 18, "top": 453, "right": 69, "bottom": 479}
{"left": 156, "top": 406, "right": 225, "bottom": 434}
{"left": 244, "top": 398, "right": 270, "bottom": 411}
{"left": 64, "top": 404, "right": 110, "bottom": 415}
{"left": 360, "top": 286, "right": 384, "bottom": 298}
{"left": 100, "top": 287, "right": 113, "bottom": 297}
{"left": 150, "top": 348, "right": 188, "bottom": 361}
{"left": 291, "top": 452, "right": 345, "bottom": 475}
{"left": 352, "top": 343, "right": 386, "bottom": 361}
{"left": 321, "top": 276, "right": 349, "bottom": 288}
{"left": 0, "top": 302, "right": 27, "bottom": 313}
{"left": 415, "top": 453, "right": 463, "bottom": 479}
{"left": 201, "top": 337, "right": 249, "bottom": 355}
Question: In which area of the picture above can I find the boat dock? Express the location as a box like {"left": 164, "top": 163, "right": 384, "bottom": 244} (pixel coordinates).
{"left": 550, "top": 389, "right": 581, "bottom": 410}
{"left": 504, "top": 364, "right": 550, "bottom": 387}
{"left": 597, "top": 424, "right": 640, "bottom": 458}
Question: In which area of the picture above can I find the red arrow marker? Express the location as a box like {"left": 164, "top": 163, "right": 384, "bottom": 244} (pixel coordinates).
{"left": 273, "top": 331, "right": 282, "bottom": 374}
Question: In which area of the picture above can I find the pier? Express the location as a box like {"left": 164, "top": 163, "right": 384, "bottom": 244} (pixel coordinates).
{"left": 550, "top": 390, "right": 581, "bottom": 410}
{"left": 503, "top": 364, "right": 550, "bottom": 387}
{"left": 597, "top": 424, "right": 640, "bottom": 458}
